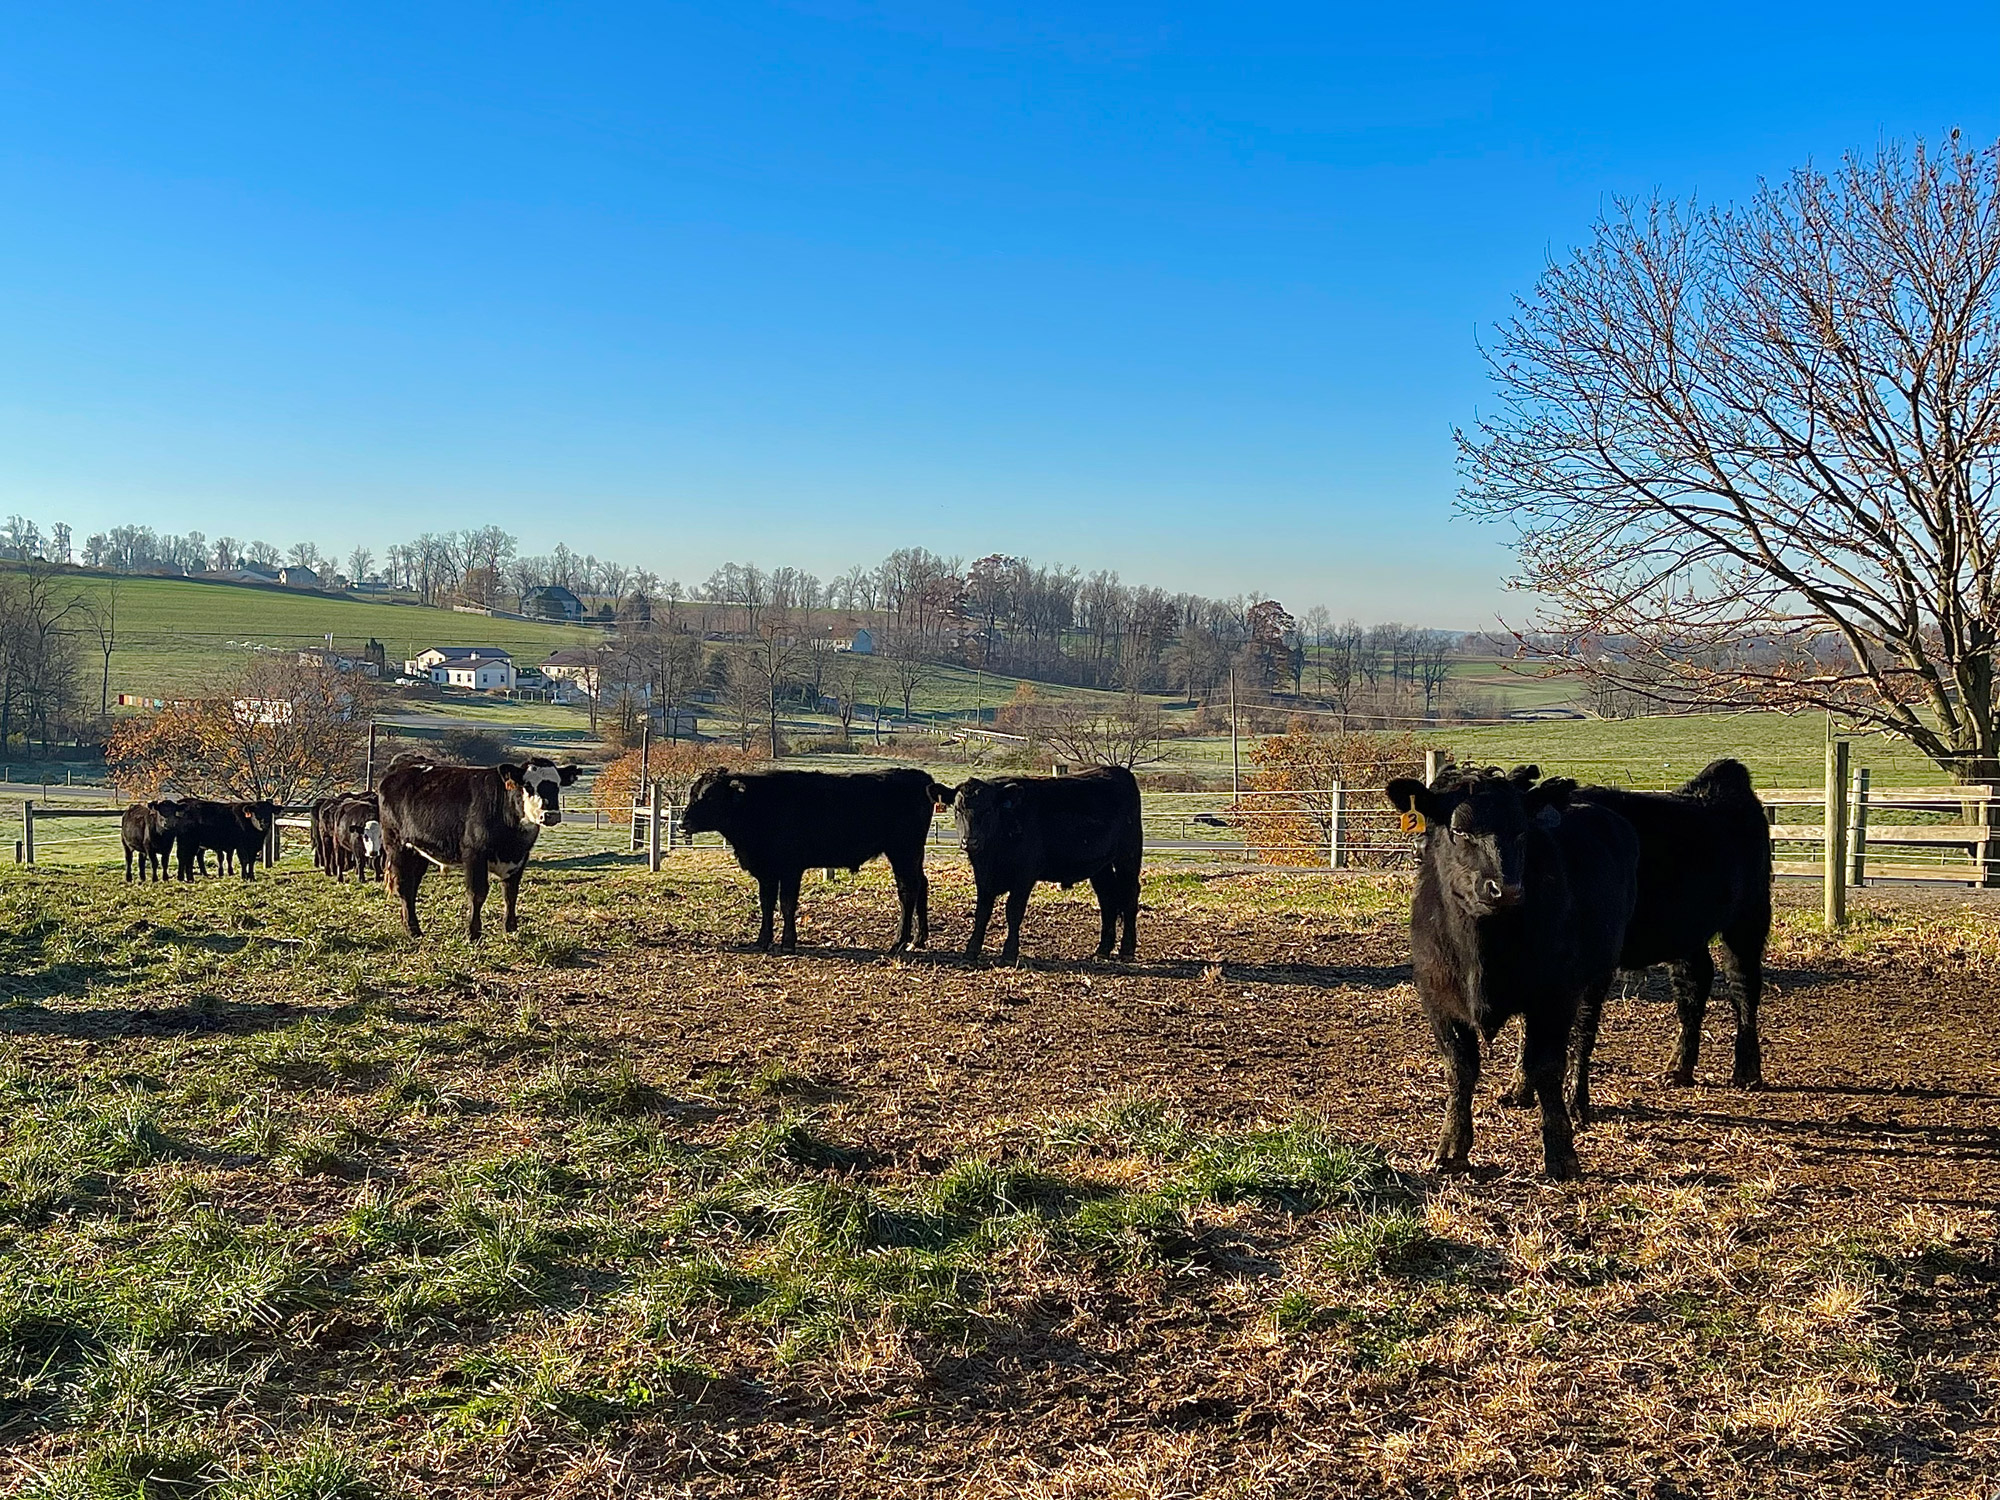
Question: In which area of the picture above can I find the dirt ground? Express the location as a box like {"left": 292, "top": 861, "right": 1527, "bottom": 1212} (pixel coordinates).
{"left": 492, "top": 866, "right": 2000, "bottom": 1497}
{"left": 3, "top": 860, "right": 1997, "bottom": 1498}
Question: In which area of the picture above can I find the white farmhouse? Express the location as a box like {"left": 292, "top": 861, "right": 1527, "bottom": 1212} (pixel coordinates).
{"left": 404, "top": 646, "right": 517, "bottom": 690}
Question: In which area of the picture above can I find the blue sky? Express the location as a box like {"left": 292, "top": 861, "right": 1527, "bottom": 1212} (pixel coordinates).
{"left": 2, "top": 3, "right": 1996, "bottom": 627}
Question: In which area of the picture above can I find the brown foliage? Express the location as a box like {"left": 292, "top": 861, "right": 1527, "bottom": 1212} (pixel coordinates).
{"left": 107, "top": 658, "right": 369, "bottom": 803}
{"left": 591, "top": 741, "right": 732, "bottom": 811}
{"left": 1239, "top": 725, "right": 1442, "bottom": 867}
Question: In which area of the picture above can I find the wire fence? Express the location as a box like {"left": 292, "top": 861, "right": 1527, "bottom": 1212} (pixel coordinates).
{"left": 15, "top": 747, "right": 1998, "bottom": 904}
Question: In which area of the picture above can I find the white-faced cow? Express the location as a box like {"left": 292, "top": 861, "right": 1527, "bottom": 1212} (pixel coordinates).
{"left": 377, "top": 756, "right": 581, "bottom": 938}
{"left": 1386, "top": 765, "right": 1638, "bottom": 1182}
{"left": 329, "top": 792, "right": 385, "bottom": 883}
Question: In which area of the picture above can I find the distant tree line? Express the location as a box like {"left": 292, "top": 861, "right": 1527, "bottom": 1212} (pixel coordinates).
{"left": 4, "top": 508, "right": 1491, "bottom": 754}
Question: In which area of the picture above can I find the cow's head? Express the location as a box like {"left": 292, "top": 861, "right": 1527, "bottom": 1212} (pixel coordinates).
{"left": 949, "top": 778, "right": 1020, "bottom": 845}
{"left": 1385, "top": 764, "right": 1571, "bottom": 918}
{"left": 502, "top": 759, "right": 581, "bottom": 827}
{"left": 678, "top": 767, "right": 742, "bottom": 837}
{"left": 361, "top": 818, "right": 385, "bottom": 859}
{"left": 241, "top": 800, "right": 277, "bottom": 834}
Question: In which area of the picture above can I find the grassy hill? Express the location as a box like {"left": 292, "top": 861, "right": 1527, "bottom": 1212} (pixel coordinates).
{"left": 38, "top": 570, "right": 602, "bottom": 699}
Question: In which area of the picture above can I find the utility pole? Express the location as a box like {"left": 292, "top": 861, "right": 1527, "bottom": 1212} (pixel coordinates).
{"left": 1229, "top": 668, "right": 1240, "bottom": 798}
{"left": 365, "top": 721, "right": 378, "bottom": 790}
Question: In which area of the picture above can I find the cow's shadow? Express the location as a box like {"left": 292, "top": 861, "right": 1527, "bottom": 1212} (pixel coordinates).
{"left": 0, "top": 996, "right": 324, "bottom": 1040}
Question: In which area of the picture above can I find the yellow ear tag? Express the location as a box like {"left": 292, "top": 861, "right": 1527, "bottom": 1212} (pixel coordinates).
{"left": 1400, "top": 810, "right": 1427, "bottom": 834}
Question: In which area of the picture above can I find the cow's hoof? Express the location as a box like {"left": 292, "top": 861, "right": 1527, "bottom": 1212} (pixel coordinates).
{"left": 1663, "top": 1069, "right": 1696, "bottom": 1088}
{"left": 1569, "top": 1099, "right": 1592, "bottom": 1130}
{"left": 1543, "top": 1154, "right": 1581, "bottom": 1183}
{"left": 1434, "top": 1155, "right": 1470, "bottom": 1175}
{"left": 1731, "top": 1072, "right": 1766, "bottom": 1090}
{"left": 1498, "top": 1083, "right": 1536, "bottom": 1109}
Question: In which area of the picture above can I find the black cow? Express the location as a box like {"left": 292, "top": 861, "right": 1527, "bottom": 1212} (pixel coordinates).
{"left": 949, "top": 765, "right": 1142, "bottom": 964}
{"left": 1500, "top": 758, "right": 1774, "bottom": 1109}
{"left": 121, "top": 799, "right": 185, "bottom": 882}
{"left": 174, "top": 799, "right": 278, "bottom": 881}
{"left": 1386, "top": 765, "right": 1638, "bottom": 1181}
{"left": 310, "top": 796, "right": 340, "bottom": 873}
{"left": 377, "top": 757, "right": 580, "bottom": 938}
{"left": 331, "top": 793, "right": 385, "bottom": 883}
{"left": 678, "top": 767, "right": 939, "bottom": 953}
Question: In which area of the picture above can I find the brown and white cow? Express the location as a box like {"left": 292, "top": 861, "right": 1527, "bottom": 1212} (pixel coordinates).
{"left": 376, "top": 756, "right": 581, "bottom": 938}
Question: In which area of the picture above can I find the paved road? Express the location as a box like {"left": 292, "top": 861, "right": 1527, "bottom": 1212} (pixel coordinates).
{"left": 0, "top": 779, "right": 117, "bottom": 802}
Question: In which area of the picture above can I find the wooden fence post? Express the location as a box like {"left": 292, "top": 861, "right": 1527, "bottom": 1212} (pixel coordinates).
{"left": 1328, "top": 780, "right": 1345, "bottom": 869}
{"left": 1848, "top": 767, "right": 1869, "bottom": 889}
{"left": 1824, "top": 739, "right": 1849, "bottom": 930}
{"left": 1424, "top": 749, "right": 1442, "bottom": 784}
{"left": 23, "top": 801, "right": 33, "bottom": 866}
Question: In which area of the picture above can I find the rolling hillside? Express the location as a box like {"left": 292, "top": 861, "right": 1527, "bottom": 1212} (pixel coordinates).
{"left": 38, "top": 570, "right": 602, "bottom": 699}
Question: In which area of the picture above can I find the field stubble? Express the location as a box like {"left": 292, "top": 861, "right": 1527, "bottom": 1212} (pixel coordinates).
{"left": 0, "top": 856, "right": 1994, "bottom": 1498}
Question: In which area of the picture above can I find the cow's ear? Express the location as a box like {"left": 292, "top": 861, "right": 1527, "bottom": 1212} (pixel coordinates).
{"left": 558, "top": 764, "right": 581, "bottom": 785}
{"left": 1384, "top": 778, "right": 1426, "bottom": 813}
{"left": 1508, "top": 763, "right": 1542, "bottom": 789}
{"left": 1524, "top": 776, "right": 1575, "bottom": 816}
{"left": 499, "top": 762, "right": 525, "bottom": 786}
{"left": 1385, "top": 778, "right": 1448, "bottom": 829}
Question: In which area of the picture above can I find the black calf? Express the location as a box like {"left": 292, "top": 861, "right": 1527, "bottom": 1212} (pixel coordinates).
{"left": 1387, "top": 765, "right": 1638, "bottom": 1181}
{"left": 678, "top": 767, "right": 938, "bottom": 953}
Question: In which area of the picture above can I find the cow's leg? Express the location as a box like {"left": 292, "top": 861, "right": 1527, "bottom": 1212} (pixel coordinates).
{"left": 1568, "top": 976, "right": 1614, "bottom": 1128}
{"left": 755, "top": 877, "right": 777, "bottom": 951}
{"left": 965, "top": 884, "right": 998, "bottom": 961}
{"left": 1118, "top": 865, "right": 1139, "bottom": 960}
{"left": 778, "top": 871, "right": 803, "bottom": 953}
{"left": 1524, "top": 1010, "right": 1581, "bottom": 1181}
{"left": 1433, "top": 1016, "right": 1480, "bottom": 1173}
{"left": 240, "top": 847, "right": 257, "bottom": 880}
{"left": 125, "top": 847, "right": 134, "bottom": 883}
{"left": 887, "top": 853, "right": 926, "bottom": 952}
{"left": 465, "top": 858, "right": 489, "bottom": 941}
{"left": 1089, "top": 871, "right": 1119, "bottom": 959}
{"left": 502, "top": 868, "right": 524, "bottom": 933}
{"left": 998, "top": 886, "right": 1032, "bottom": 966}
{"left": 388, "top": 849, "right": 426, "bottom": 937}
{"left": 1665, "top": 949, "right": 1715, "bottom": 1086}
{"left": 1723, "top": 911, "right": 1769, "bottom": 1088}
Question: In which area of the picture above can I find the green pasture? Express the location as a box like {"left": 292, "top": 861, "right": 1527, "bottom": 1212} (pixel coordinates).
{"left": 37, "top": 571, "right": 600, "bottom": 700}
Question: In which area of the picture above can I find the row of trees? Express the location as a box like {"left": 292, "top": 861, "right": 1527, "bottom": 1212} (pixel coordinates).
{"left": 0, "top": 565, "right": 121, "bottom": 756}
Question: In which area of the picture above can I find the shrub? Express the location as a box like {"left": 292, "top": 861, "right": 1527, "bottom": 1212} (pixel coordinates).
{"left": 1239, "top": 726, "right": 1444, "bottom": 867}
{"left": 591, "top": 742, "right": 731, "bottom": 812}
{"left": 436, "top": 727, "right": 511, "bottom": 766}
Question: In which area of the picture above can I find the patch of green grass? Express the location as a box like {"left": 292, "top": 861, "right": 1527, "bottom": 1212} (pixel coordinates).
{"left": 0, "top": 1073, "right": 174, "bottom": 1220}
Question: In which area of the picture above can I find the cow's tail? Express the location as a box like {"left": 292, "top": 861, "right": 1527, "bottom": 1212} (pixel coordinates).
{"left": 1682, "top": 758, "right": 1758, "bottom": 806}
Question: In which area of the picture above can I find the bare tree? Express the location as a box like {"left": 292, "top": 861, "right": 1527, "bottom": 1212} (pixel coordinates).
{"left": 81, "top": 579, "right": 118, "bottom": 719}
{"left": 1461, "top": 135, "right": 2000, "bottom": 779}
{"left": 1035, "top": 696, "right": 1169, "bottom": 769}
{"left": 747, "top": 607, "right": 809, "bottom": 757}
{"left": 883, "top": 628, "right": 933, "bottom": 724}
{"left": 826, "top": 653, "right": 872, "bottom": 740}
